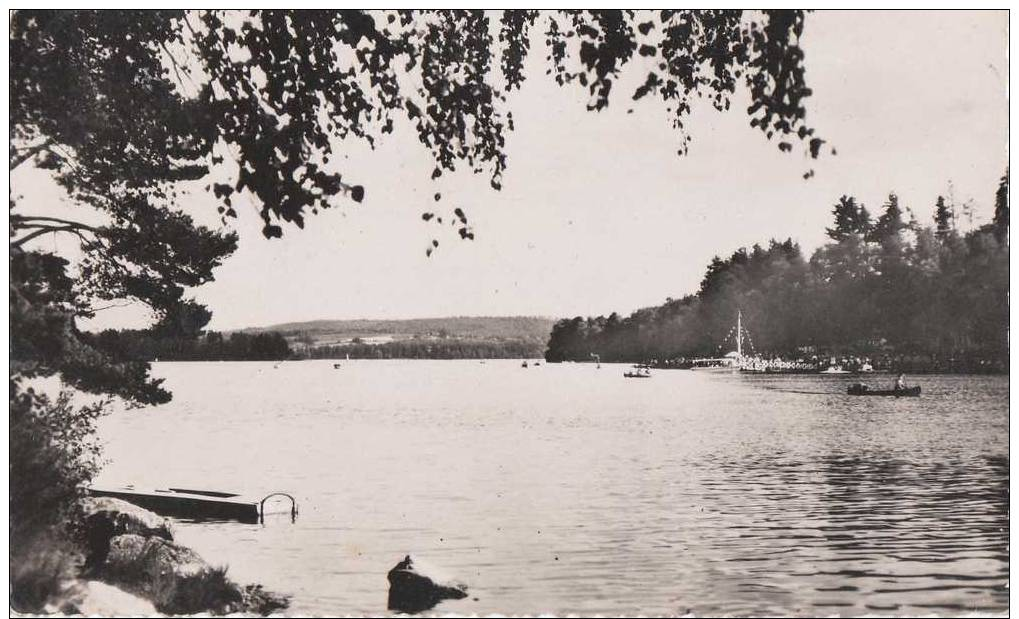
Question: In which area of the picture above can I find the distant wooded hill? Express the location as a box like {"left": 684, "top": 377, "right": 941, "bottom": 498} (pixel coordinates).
{"left": 245, "top": 316, "right": 553, "bottom": 342}
{"left": 243, "top": 316, "right": 555, "bottom": 359}
{"left": 89, "top": 317, "right": 555, "bottom": 362}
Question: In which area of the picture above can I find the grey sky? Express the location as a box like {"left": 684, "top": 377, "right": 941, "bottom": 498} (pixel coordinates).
{"left": 16, "top": 10, "right": 1008, "bottom": 331}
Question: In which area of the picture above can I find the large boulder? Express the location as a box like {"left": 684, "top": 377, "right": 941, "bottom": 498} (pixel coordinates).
{"left": 103, "top": 534, "right": 208, "bottom": 584}
{"left": 101, "top": 534, "right": 223, "bottom": 612}
{"left": 99, "top": 534, "right": 288, "bottom": 615}
{"left": 387, "top": 555, "right": 468, "bottom": 613}
{"left": 81, "top": 497, "right": 173, "bottom": 568}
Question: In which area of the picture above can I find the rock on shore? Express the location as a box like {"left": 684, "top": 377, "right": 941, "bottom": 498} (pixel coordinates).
{"left": 103, "top": 534, "right": 221, "bottom": 613}
{"left": 82, "top": 496, "right": 174, "bottom": 568}
{"left": 387, "top": 555, "right": 468, "bottom": 613}
{"left": 79, "top": 497, "right": 288, "bottom": 615}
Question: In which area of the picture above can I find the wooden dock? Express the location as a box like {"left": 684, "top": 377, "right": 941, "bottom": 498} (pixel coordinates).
{"left": 88, "top": 487, "right": 297, "bottom": 523}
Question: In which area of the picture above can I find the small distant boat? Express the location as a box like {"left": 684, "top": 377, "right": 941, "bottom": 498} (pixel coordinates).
{"left": 820, "top": 366, "right": 850, "bottom": 374}
{"left": 847, "top": 384, "right": 921, "bottom": 397}
{"left": 521, "top": 361, "right": 529, "bottom": 368}
{"left": 624, "top": 370, "right": 652, "bottom": 378}
{"left": 691, "top": 362, "right": 737, "bottom": 372}
{"left": 333, "top": 363, "right": 342, "bottom": 369}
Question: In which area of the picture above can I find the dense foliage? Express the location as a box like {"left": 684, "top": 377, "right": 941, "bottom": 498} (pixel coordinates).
{"left": 10, "top": 384, "right": 105, "bottom": 612}
{"left": 87, "top": 330, "right": 293, "bottom": 362}
{"left": 12, "top": 10, "right": 822, "bottom": 243}
{"left": 546, "top": 174, "right": 1009, "bottom": 371}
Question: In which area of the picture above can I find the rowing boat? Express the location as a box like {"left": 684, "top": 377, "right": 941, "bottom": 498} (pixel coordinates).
{"left": 847, "top": 385, "right": 921, "bottom": 397}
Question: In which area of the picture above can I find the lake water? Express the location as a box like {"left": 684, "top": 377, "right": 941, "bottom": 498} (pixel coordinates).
{"left": 95, "top": 360, "right": 1009, "bottom": 616}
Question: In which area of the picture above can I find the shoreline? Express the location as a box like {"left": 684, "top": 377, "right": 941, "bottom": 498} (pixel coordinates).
{"left": 65, "top": 497, "right": 289, "bottom": 616}
{"left": 139, "top": 357, "right": 1010, "bottom": 376}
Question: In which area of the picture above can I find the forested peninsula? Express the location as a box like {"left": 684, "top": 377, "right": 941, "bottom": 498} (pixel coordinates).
{"left": 545, "top": 177, "right": 1009, "bottom": 374}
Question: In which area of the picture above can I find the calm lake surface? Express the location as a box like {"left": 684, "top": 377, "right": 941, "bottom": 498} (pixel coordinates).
{"left": 95, "top": 360, "right": 1008, "bottom": 616}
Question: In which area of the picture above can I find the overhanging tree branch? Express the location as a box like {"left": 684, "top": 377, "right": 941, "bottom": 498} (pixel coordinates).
{"left": 10, "top": 225, "right": 79, "bottom": 248}
{"left": 11, "top": 215, "right": 98, "bottom": 232}
{"left": 9, "top": 139, "right": 53, "bottom": 171}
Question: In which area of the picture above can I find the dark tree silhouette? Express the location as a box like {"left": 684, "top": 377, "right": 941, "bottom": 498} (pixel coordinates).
{"left": 826, "top": 195, "right": 869, "bottom": 241}
{"left": 992, "top": 168, "right": 1009, "bottom": 243}
{"left": 870, "top": 192, "right": 907, "bottom": 242}
{"left": 934, "top": 195, "right": 954, "bottom": 240}
{"left": 12, "top": 10, "right": 824, "bottom": 239}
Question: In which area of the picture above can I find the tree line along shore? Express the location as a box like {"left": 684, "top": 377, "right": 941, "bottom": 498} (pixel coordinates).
{"left": 545, "top": 176, "right": 1009, "bottom": 374}
{"left": 84, "top": 329, "right": 547, "bottom": 362}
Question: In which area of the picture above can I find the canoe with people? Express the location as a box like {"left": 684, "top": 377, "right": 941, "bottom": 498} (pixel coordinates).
{"left": 847, "top": 373, "right": 921, "bottom": 397}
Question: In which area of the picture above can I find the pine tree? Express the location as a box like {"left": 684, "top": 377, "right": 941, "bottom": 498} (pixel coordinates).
{"left": 993, "top": 168, "right": 1009, "bottom": 244}
{"left": 870, "top": 192, "right": 906, "bottom": 242}
{"left": 934, "top": 195, "right": 954, "bottom": 240}
{"left": 826, "top": 195, "right": 860, "bottom": 241}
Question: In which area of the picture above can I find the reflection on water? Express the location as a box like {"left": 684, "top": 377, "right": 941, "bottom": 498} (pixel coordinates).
{"left": 700, "top": 452, "right": 1007, "bottom": 615}
{"left": 96, "top": 361, "right": 1008, "bottom": 616}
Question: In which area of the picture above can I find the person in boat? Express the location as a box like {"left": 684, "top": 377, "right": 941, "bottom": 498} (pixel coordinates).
{"left": 893, "top": 373, "right": 907, "bottom": 391}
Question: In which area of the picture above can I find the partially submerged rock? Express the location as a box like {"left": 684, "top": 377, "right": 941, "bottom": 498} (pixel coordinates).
{"left": 81, "top": 496, "right": 173, "bottom": 568}
{"left": 387, "top": 555, "right": 468, "bottom": 613}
